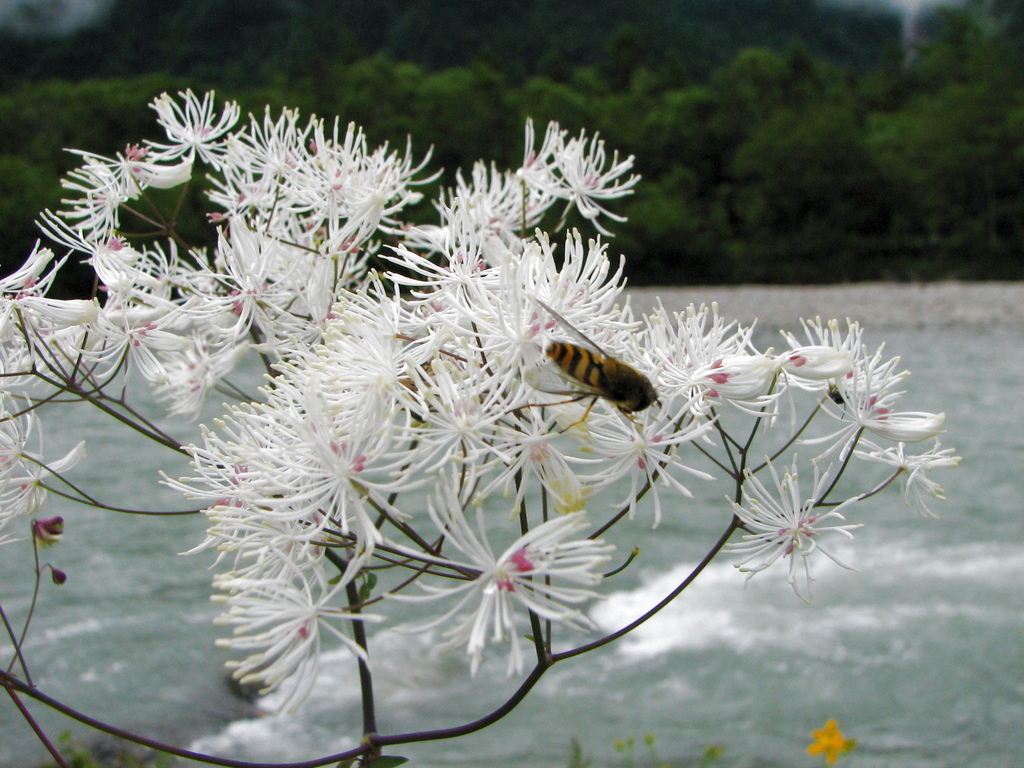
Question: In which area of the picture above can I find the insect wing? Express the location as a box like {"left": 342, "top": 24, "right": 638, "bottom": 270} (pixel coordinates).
{"left": 535, "top": 299, "right": 610, "bottom": 358}
{"left": 525, "top": 354, "right": 606, "bottom": 399}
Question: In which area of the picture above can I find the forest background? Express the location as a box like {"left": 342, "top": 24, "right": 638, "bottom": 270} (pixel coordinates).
{"left": 2, "top": 0, "right": 1023, "bottom": 296}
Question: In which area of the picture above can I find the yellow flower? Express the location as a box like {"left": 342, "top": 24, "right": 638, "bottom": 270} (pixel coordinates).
{"left": 807, "top": 718, "right": 856, "bottom": 765}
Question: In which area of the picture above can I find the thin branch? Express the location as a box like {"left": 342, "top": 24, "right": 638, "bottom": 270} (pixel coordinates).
{"left": 748, "top": 397, "right": 824, "bottom": 474}
{"left": 1, "top": 602, "right": 32, "bottom": 684}
{"left": 0, "top": 670, "right": 362, "bottom": 768}
{"left": 4, "top": 685, "right": 70, "bottom": 768}
{"left": 555, "top": 516, "right": 740, "bottom": 661}
{"left": 328, "top": 549, "right": 378, "bottom": 742}
{"left": 370, "top": 662, "right": 550, "bottom": 749}
{"left": 39, "top": 481, "right": 201, "bottom": 516}
{"left": 816, "top": 428, "right": 866, "bottom": 504}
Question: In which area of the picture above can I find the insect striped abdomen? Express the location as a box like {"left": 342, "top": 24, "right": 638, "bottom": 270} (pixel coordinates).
{"left": 546, "top": 342, "right": 611, "bottom": 391}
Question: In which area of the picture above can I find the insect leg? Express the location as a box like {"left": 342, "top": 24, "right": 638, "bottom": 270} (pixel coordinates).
{"left": 554, "top": 395, "right": 599, "bottom": 434}
{"left": 507, "top": 393, "right": 597, "bottom": 432}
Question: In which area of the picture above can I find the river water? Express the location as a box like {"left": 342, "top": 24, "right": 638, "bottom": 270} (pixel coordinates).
{"left": 1, "top": 320, "right": 1021, "bottom": 768}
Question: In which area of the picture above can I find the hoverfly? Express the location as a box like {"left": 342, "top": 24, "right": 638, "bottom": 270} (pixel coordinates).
{"left": 528, "top": 299, "right": 659, "bottom": 428}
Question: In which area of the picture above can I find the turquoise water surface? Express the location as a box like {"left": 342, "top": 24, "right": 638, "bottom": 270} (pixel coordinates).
{"left": 1, "top": 326, "right": 1020, "bottom": 768}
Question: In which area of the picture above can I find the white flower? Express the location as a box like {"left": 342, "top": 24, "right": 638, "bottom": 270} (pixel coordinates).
{"left": 855, "top": 439, "right": 961, "bottom": 518}
{"left": 779, "top": 345, "right": 854, "bottom": 383}
{"left": 521, "top": 122, "right": 640, "bottom": 235}
{"left": 643, "top": 301, "right": 775, "bottom": 416}
{"left": 212, "top": 550, "right": 377, "bottom": 713}
{"left": 390, "top": 480, "right": 613, "bottom": 675}
{"left": 806, "top": 342, "right": 945, "bottom": 460}
{"left": 518, "top": 119, "right": 563, "bottom": 193}
{"left": 480, "top": 416, "right": 591, "bottom": 516}
{"left": 553, "top": 130, "right": 639, "bottom": 230}
{"left": 147, "top": 89, "right": 240, "bottom": 164}
{"left": 727, "top": 459, "right": 862, "bottom": 601}
{"left": 574, "top": 402, "right": 714, "bottom": 527}
{"left": 126, "top": 156, "right": 194, "bottom": 189}
{"left": 183, "top": 221, "right": 307, "bottom": 346}
{"left": 0, "top": 400, "right": 85, "bottom": 536}
{"left": 152, "top": 332, "right": 247, "bottom": 416}
{"left": 443, "top": 160, "right": 550, "bottom": 250}
{"left": 690, "top": 353, "right": 781, "bottom": 412}
{"left": 180, "top": 372, "right": 417, "bottom": 558}
{"left": 57, "top": 152, "right": 133, "bottom": 236}
{"left": 28, "top": 93, "right": 438, "bottom": 422}
{"left": 76, "top": 303, "right": 192, "bottom": 384}
{"left": 860, "top": 409, "right": 945, "bottom": 442}
{"left": 780, "top": 317, "right": 860, "bottom": 384}
{"left": 4, "top": 295, "right": 98, "bottom": 338}
{"left": 0, "top": 244, "right": 66, "bottom": 296}
{"left": 404, "top": 355, "right": 512, "bottom": 476}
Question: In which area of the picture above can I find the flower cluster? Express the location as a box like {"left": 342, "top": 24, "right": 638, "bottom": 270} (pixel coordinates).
{"left": 32, "top": 90, "right": 431, "bottom": 415}
{"left": 0, "top": 91, "right": 959, "bottom": 713}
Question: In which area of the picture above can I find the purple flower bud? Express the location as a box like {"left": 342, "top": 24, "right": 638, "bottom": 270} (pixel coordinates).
{"left": 33, "top": 516, "right": 64, "bottom": 547}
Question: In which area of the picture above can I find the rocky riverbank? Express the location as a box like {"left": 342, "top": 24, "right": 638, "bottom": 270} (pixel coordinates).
{"left": 626, "top": 281, "right": 1024, "bottom": 332}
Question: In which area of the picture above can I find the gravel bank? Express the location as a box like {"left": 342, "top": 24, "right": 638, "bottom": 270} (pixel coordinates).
{"left": 625, "top": 282, "right": 1024, "bottom": 332}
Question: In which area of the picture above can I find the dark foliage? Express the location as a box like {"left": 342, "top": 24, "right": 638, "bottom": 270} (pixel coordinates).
{"left": 0, "top": 0, "right": 902, "bottom": 86}
{"left": 2, "top": 5, "right": 1023, "bottom": 289}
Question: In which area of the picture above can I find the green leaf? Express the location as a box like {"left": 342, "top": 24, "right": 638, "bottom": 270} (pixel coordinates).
{"left": 358, "top": 571, "right": 378, "bottom": 602}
